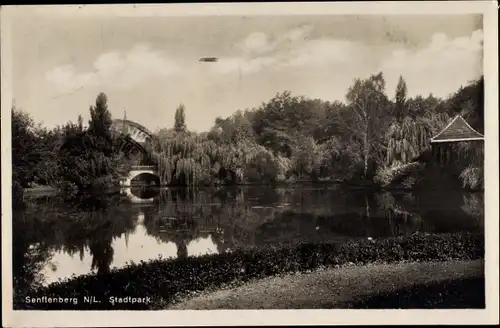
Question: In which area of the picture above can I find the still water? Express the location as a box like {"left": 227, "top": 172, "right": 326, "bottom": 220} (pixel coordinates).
{"left": 13, "top": 185, "right": 484, "bottom": 291}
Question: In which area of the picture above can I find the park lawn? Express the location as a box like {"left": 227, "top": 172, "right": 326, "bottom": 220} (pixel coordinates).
{"left": 169, "top": 259, "right": 484, "bottom": 309}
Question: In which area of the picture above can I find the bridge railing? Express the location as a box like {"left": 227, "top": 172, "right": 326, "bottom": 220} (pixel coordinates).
{"left": 130, "top": 165, "right": 157, "bottom": 170}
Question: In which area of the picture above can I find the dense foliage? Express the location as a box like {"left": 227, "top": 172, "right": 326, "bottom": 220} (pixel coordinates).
{"left": 17, "top": 231, "right": 483, "bottom": 310}
{"left": 145, "top": 73, "right": 484, "bottom": 188}
{"left": 12, "top": 73, "right": 484, "bottom": 201}
{"left": 12, "top": 93, "right": 133, "bottom": 204}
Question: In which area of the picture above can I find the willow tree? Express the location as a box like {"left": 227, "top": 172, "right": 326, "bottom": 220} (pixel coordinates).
{"left": 151, "top": 129, "right": 287, "bottom": 186}
{"left": 385, "top": 116, "right": 433, "bottom": 165}
{"left": 385, "top": 76, "right": 444, "bottom": 165}
{"left": 151, "top": 132, "right": 219, "bottom": 186}
{"left": 384, "top": 81, "right": 450, "bottom": 172}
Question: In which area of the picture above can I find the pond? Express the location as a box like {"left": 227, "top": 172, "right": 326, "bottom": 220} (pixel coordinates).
{"left": 13, "top": 185, "right": 484, "bottom": 293}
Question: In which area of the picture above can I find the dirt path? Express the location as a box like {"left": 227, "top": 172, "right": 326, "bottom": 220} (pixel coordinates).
{"left": 168, "top": 260, "right": 484, "bottom": 309}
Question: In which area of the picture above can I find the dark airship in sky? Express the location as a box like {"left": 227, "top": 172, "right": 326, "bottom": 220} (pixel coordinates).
{"left": 199, "top": 57, "right": 219, "bottom": 62}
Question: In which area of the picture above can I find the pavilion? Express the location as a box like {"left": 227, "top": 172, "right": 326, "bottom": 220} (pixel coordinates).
{"left": 430, "top": 115, "right": 484, "bottom": 165}
{"left": 430, "top": 115, "right": 484, "bottom": 144}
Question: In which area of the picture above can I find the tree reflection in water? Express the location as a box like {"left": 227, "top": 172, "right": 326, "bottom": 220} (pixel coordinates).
{"left": 88, "top": 216, "right": 115, "bottom": 275}
{"left": 13, "top": 197, "right": 139, "bottom": 296}
{"left": 140, "top": 187, "right": 230, "bottom": 258}
{"left": 13, "top": 186, "right": 484, "bottom": 303}
{"left": 13, "top": 211, "right": 53, "bottom": 305}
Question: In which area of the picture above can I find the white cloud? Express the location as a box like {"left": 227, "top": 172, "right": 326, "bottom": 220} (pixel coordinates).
{"left": 283, "top": 25, "right": 314, "bottom": 42}
{"left": 211, "top": 56, "right": 280, "bottom": 75}
{"left": 380, "top": 29, "right": 483, "bottom": 98}
{"left": 46, "top": 43, "right": 179, "bottom": 95}
{"left": 221, "top": 24, "right": 482, "bottom": 86}
{"left": 213, "top": 25, "right": 357, "bottom": 76}
{"left": 203, "top": 27, "right": 482, "bottom": 104}
{"left": 279, "top": 39, "right": 360, "bottom": 68}
{"left": 44, "top": 27, "right": 483, "bottom": 115}
{"left": 45, "top": 65, "right": 94, "bottom": 93}
{"left": 238, "top": 25, "right": 313, "bottom": 57}
{"left": 241, "top": 32, "right": 273, "bottom": 55}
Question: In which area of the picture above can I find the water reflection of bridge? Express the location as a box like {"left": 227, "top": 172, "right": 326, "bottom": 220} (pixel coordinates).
{"left": 121, "top": 187, "right": 156, "bottom": 204}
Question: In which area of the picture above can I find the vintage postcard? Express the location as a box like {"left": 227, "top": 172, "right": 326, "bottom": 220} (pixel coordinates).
{"left": 1, "top": 2, "right": 499, "bottom": 327}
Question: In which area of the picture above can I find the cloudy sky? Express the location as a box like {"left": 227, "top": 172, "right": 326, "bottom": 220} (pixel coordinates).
{"left": 11, "top": 13, "right": 483, "bottom": 132}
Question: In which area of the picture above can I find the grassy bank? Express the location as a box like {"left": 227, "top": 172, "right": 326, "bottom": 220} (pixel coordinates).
{"left": 170, "top": 260, "right": 484, "bottom": 309}
{"left": 22, "top": 186, "right": 59, "bottom": 198}
{"left": 344, "top": 276, "right": 485, "bottom": 309}
{"left": 15, "top": 232, "right": 484, "bottom": 310}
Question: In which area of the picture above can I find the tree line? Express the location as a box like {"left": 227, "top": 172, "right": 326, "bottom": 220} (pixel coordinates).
{"left": 12, "top": 72, "right": 484, "bottom": 205}
{"left": 148, "top": 73, "right": 484, "bottom": 189}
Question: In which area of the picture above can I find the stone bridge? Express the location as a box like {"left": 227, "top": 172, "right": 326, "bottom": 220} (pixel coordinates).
{"left": 111, "top": 118, "right": 161, "bottom": 186}
{"left": 111, "top": 118, "right": 155, "bottom": 144}
{"left": 111, "top": 118, "right": 157, "bottom": 157}
{"left": 120, "top": 165, "right": 159, "bottom": 187}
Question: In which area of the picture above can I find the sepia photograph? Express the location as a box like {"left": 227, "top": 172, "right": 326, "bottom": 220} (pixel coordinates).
{"left": 1, "top": 2, "right": 498, "bottom": 327}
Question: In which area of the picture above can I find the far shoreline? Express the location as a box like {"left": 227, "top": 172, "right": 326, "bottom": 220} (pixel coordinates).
{"left": 20, "top": 181, "right": 484, "bottom": 201}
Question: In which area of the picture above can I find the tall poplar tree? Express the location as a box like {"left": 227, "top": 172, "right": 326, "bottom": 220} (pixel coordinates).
{"left": 174, "top": 103, "right": 187, "bottom": 133}
{"left": 88, "top": 92, "right": 113, "bottom": 155}
{"left": 394, "top": 75, "right": 408, "bottom": 121}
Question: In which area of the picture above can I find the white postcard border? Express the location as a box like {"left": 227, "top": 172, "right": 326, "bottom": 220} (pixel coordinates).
{"left": 1, "top": 2, "right": 498, "bottom": 326}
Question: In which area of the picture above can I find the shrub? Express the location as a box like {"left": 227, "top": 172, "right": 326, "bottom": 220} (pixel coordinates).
{"left": 374, "top": 161, "right": 425, "bottom": 187}
{"left": 460, "top": 165, "right": 484, "bottom": 190}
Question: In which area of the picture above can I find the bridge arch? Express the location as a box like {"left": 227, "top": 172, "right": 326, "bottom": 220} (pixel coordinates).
{"left": 121, "top": 165, "right": 160, "bottom": 187}
{"left": 111, "top": 119, "right": 156, "bottom": 143}
{"left": 116, "top": 134, "right": 147, "bottom": 155}
{"left": 112, "top": 118, "right": 159, "bottom": 159}
{"left": 131, "top": 172, "right": 161, "bottom": 186}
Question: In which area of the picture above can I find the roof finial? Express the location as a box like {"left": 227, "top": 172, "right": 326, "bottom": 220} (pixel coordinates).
{"left": 122, "top": 109, "right": 128, "bottom": 134}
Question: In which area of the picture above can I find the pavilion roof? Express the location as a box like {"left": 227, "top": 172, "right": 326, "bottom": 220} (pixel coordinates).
{"left": 430, "top": 115, "right": 484, "bottom": 143}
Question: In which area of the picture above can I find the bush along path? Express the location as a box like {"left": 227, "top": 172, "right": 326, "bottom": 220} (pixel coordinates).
{"left": 17, "top": 232, "right": 484, "bottom": 310}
